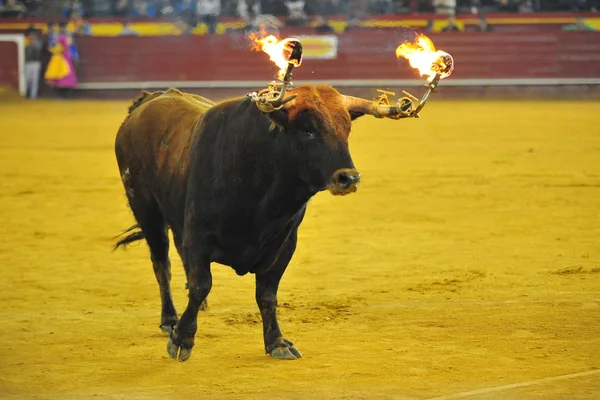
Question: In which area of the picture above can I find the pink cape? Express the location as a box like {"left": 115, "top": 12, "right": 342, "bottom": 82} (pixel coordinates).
{"left": 46, "top": 34, "right": 77, "bottom": 89}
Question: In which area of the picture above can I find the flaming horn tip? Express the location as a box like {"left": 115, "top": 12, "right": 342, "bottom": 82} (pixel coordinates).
{"left": 248, "top": 36, "right": 304, "bottom": 113}
{"left": 248, "top": 33, "right": 453, "bottom": 119}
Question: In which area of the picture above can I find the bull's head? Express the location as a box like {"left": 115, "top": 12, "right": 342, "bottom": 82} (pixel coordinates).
{"left": 254, "top": 85, "right": 366, "bottom": 196}
{"left": 247, "top": 35, "right": 451, "bottom": 195}
{"left": 247, "top": 40, "right": 361, "bottom": 195}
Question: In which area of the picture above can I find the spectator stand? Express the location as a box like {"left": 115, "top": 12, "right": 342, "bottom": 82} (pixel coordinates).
{"left": 1, "top": 12, "right": 600, "bottom": 36}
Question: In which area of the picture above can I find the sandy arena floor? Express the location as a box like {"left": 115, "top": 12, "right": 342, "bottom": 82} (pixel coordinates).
{"left": 0, "top": 97, "right": 598, "bottom": 400}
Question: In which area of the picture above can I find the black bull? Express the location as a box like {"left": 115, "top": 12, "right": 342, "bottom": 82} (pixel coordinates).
{"left": 114, "top": 85, "right": 387, "bottom": 361}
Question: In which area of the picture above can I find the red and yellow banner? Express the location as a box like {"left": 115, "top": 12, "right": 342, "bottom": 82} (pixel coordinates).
{"left": 295, "top": 35, "right": 338, "bottom": 59}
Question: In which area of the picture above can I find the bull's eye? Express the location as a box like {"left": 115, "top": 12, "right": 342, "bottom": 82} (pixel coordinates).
{"left": 303, "top": 131, "right": 316, "bottom": 140}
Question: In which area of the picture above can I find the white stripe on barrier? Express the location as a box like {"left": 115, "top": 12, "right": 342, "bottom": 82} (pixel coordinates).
{"left": 76, "top": 78, "right": 600, "bottom": 90}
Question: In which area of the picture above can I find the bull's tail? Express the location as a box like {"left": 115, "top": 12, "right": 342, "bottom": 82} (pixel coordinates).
{"left": 113, "top": 224, "right": 145, "bottom": 251}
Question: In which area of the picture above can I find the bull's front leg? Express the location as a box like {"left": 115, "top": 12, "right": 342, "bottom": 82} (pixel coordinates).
{"left": 166, "top": 248, "right": 212, "bottom": 362}
{"left": 256, "top": 232, "right": 302, "bottom": 360}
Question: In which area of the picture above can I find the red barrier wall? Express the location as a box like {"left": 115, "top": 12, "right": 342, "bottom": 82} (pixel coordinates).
{"left": 0, "top": 41, "right": 19, "bottom": 92}
{"left": 1, "top": 31, "right": 599, "bottom": 96}
{"left": 74, "top": 31, "right": 600, "bottom": 84}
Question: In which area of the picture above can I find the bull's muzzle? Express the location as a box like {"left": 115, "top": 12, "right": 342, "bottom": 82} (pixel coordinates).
{"left": 328, "top": 168, "right": 361, "bottom": 196}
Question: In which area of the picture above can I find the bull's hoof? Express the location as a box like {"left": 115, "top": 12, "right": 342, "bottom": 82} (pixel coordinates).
{"left": 167, "top": 332, "right": 194, "bottom": 362}
{"left": 267, "top": 338, "right": 302, "bottom": 360}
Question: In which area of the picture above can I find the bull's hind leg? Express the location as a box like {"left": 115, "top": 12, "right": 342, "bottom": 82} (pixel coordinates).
{"left": 146, "top": 221, "right": 179, "bottom": 334}
{"left": 256, "top": 230, "right": 302, "bottom": 360}
{"left": 128, "top": 196, "right": 179, "bottom": 333}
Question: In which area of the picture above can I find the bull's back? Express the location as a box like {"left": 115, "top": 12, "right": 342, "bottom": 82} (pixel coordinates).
{"left": 115, "top": 89, "right": 215, "bottom": 230}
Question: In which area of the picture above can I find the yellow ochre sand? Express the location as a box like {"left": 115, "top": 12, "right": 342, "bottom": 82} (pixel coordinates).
{"left": 0, "top": 98, "right": 598, "bottom": 399}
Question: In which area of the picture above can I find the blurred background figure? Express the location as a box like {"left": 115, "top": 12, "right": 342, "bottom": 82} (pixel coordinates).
{"left": 24, "top": 25, "right": 42, "bottom": 99}
{"left": 370, "top": 0, "right": 393, "bottom": 13}
{"left": 441, "top": 14, "right": 461, "bottom": 31}
{"left": 70, "top": 10, "right": 92, "bottom": 35}
{"left": 61, "top": 0, "right": 84, "bottom": 18}
{"left": 244, "top": 6, "right": 281, "bottom": 34}
{"left": 157, "top": 0, "right": 175, "bottom": 17}
{"left": 310, "top": 0, "right": 349, "bottom": 15}
{"left": 23, "top": 0, "right": 42, "bottom": 16}
{"left": 197, "top": 0, "right": 221, "bottom": 34}
{"left": 132, "top": 0, "right": 156, "bottom": 18}
{"left": 176, "top": 0, "right": 198, "bottom": 34}
{"left": 0, "top": 0, "right": 27, "bottom": 18}
{"left": 46, "top": 20, "right": 59, "bottom": 47}
{"left": 85, "top": 0, "right": 111, "bottom": 16}
{"left": 237, "top": 0, "right": 259, "bottom": 20}
{"left": 284, "top": 0, "right": 307, "bottom": 27}
{"left": 314, "top": 15, "right": 335, "bottom": 32}
{"left": 562, "top": 16, "right": 597, "bottom": 30}
{"left": 118, "top": 20, "right": 140, "bottom": 35}
{"left": 177, "top": 0, "right": 196, "bottom": 14}
{"left": 570, "top": 0, "right": 598, "bottom": 11}
{"left": 423, "top": 18, "right": 434, "bottom": 33}
{"left": 260, "top": 0, "right": 287, "bottom": 15}
{"left": 433, "top": 0, "right": 456, "bottom": 15}
{"left": 58, "top": 21, "right": 79, "bottom": 65}
{"left": 348, "top": 0, "right": 369, "bottom": 20}
{"left": 474, "top": 14, "right": 492, "bottom": 31}
{"left": 469, "top": 0, "right": 480, "bottom": 14}
{"left": 496, "top": 0, "right": 521, "bottom": 12}
{"left": 343, "top": 17, "right": 363, "bottom": 32}
{"left": 113, "top": 0, "right": 131, "bottom": 17}
{"left": 44, "top": 21, "right": 78, "bottom": 98}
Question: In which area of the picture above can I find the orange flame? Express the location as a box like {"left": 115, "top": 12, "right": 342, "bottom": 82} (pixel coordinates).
{"left": 249, "top": 30, "right": 300, "bottom": 80}
{"left": 395, "top": 34, "right": 453, "bottom": 82}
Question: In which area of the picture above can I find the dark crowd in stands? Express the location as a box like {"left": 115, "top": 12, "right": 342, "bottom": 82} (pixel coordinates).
{"left": 0, "top": 0, "right": 598, "bottom": 20}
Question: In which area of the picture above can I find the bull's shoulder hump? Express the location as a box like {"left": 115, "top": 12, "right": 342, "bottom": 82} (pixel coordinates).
{"left": 141, "top": 94, "right": 211, "bottom": 115}
{"left": 161, "top": 88, "right": 215, "bottom": 108}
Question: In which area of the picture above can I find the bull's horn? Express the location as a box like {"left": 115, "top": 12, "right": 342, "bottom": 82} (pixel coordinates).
{"left": 343, "top": 96, "right": 386, "bottom": 118}
{"left": 271, "top": 93, "right": 297, "bottom": 109}
{"left": 255, "top": 93, "right": 297, "bottom": 113}
{"left": 343, "top": 95, "right": 416, "bottom": 119}
{"left": 251, "top": 77, "right": 299, "bottom": 113}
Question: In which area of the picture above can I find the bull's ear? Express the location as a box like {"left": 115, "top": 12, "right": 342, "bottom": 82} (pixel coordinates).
{"left": 265, "top": 109, "right": 290, "bottom": 130}
{"left": 349, "top": 111, "right": 366, "bottom": 121}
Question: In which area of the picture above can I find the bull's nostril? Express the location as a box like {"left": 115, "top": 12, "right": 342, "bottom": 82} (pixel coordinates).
{"left": 331, "top": 169, "right": 360, "bottom": 192}
{"left": 336, "top": 171, "right": 360, "bottom": 189}
{"left": 337, "top": 173, "right": 351, "bottom": 188}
